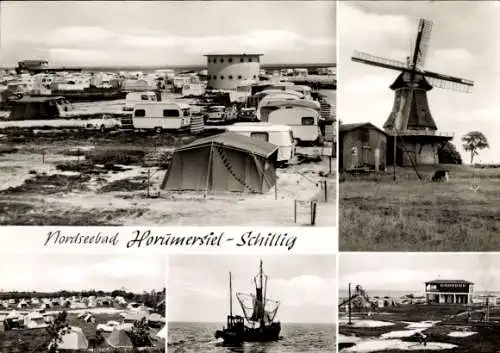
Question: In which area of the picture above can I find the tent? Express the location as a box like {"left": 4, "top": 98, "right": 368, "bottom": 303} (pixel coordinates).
{"left": 123, "top": 310, "right": 149, "bottom": 323}
{"left": 106, "top": 328, "right": 134, "bottom": 348}
{"left": 161, "top": 132, "right": 278, "bottom": 193}
{"left": 24, "top": 312, "right": 49, "bottom": 329}
{"left": 8, "top": 96, "right": 66, "bottom": 120}
{"left": 56, "top": 326, "right": 89, "bottom": 350}
{"left": 156, "top": 325, "right": 167, "bottom": 339}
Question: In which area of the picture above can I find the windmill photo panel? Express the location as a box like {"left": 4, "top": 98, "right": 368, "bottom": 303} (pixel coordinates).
{"left": 338, "top": 252, "right": 500, "bottom": 353}
{"left": 0, "top": 0, "right": 336, "bottom": 227}
{"left": 338, "top": 1, "right": 500, "bottom": 251}
{"left": 0, "top": 254, "right": 167, "bottom": 353}
{"left": 167, "top": 254, "right": 337, "bottom": 352}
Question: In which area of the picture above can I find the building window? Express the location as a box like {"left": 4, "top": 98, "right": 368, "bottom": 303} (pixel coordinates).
{"left": 237, "top": 75, "right": 242, "bottom": 79}
{"left": 240, "top": 58, "right": 244, "bottom": 63}
{"left": 229, "top": 75, "right": 233, "bottom": 80}
{"left": 253, "top": 75, "right": 257, "bottom": 79}
{"left": 220, "top": 58, "right": 224, "bottom": 63}
{"left": 228, "top": 58, "right": 233, "bottom": 63}
{"left": 220, "top": 76, "right": 224, "bottom": 80}
{"left": 134, "top": 109, "right": 146, "bottom": 117}
{"left": 248, "top": 58, "right": 253, "bottom": 62}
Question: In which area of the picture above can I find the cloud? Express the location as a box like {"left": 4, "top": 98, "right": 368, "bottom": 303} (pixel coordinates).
{"left": 271, "top": 275, "right": 336, "bottom": 307}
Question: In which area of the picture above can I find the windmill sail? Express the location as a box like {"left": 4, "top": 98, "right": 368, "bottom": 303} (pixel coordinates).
{"left": 415, "top": 19, "right": 433, "bottom": 70}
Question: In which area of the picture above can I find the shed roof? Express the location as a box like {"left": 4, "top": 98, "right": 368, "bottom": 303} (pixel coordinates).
{"left": 425, "top": 279, "right": 474, "bottom": 285}
{"left": 339, "top": 122, "right": 387, "bottom": 135}
{"left": 176, "top": 132, "right": 278, "bottom": 158}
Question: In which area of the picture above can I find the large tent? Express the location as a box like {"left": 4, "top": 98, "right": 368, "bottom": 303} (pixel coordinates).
{"left": 105, "top": 328, "right": 134, "bottom": 348}
{"left": 57, "top": 326, "right": 89, "bottom": 350}
{"left": 161, "top": 132, "right": 278, "bottom": 193}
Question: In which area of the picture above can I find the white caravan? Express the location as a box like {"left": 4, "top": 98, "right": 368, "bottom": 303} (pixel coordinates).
{"left": 124, "top": 91, "right": 158, "bottom": 111}
{"left": 132, "top": 102, "right": 191, "bottom": 133}
{"left": 267, "top": 107, "right": 322, "bottom": 145}
{"left": 226, "top": 123, "right": 295, "bottom": 166}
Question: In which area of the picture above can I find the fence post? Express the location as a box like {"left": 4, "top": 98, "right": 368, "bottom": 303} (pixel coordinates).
{"left": 324, "top": 180, "right": 328, "bottom": 202}
{"left": 311, "top": 201, "right": 317, "bottom": 226}
{"left": 147, "top": 168, "right": 150, "bottom": 198}
{"left": 294, "top": 200, "right": 297, "bottom": 224}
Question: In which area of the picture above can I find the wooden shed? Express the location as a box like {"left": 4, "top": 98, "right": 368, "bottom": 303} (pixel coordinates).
{"left": 339, "top": 122, "right": 387, "bottom": 171}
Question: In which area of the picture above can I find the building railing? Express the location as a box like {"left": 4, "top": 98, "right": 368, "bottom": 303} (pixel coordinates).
{"left": 387, "top": 130, "right": 454, "bottom": 138}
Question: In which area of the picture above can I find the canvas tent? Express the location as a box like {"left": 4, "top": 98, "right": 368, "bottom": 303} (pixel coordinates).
{"left": 56, "top": 326, "right": 89, "bottom": 350}
{"left": 161, "top": 132, "right": 278, "bottom": 193}
{"left": 8, "top": 96, "right": 67, "bottom": 120}
{"left": 106, "top": 328, "right": 134, "bottom": 348}
{"left": 156, "top": 325, "right": 167, "bottom": 339}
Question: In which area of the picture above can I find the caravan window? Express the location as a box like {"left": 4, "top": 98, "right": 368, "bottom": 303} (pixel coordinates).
{"left": 301, "top": 117, "right": 315, "bottom": 125}
{"left": 163, "top": 109, "right": 180, "bottom": 117}
{"left": 134, "top": 109, "right": 146, "bottom": 117}
{"left": 250, "top": 132, "right": 269, "bottom": 142}
{"left": 141, "top": 94, "right": 151, "bottom": 100}
{"left": 182, "top": 108, "right": 190, "bottom": 117}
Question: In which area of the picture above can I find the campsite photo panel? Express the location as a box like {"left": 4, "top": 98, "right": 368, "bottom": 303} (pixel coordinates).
{"left": 0, "top": 0, "right": 337, "bottom": 228}
{"left": 0, "top": 253, "right": 167, "bottom": 352}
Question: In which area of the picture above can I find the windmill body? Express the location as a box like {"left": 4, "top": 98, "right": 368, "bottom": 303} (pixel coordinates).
{"left": 352, "top": 19, "right": 474, "bottom": 166}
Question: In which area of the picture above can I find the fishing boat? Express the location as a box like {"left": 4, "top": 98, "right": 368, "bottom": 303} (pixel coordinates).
{"left": 215, "top": 260, "right": 281, "bottom": 344}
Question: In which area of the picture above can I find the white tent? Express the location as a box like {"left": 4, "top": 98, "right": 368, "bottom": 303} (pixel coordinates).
{"left": 156, "top": 325, "right": 167, "bottom": 339}
{"left": 17, "top": 300, "right": 29, "bottom": 309}
{"left": 56, "top": 326, "right": 89, "bottom": 350}
{"left": 24, "top": 312, "right": 49, "bottom": 329}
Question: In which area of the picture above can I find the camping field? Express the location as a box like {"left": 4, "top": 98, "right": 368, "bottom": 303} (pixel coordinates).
{"left": 0, "top": 310, "right": 165, "bottom": 353}
{"left": 0, "top": 128, "right": 336, "bottom": 226}
{"left": 340, "top": 164, "right": 500, "bottom": 251}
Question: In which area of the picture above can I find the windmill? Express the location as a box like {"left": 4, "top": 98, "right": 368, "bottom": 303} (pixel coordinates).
{"left": 352, "top": 18, "right": 474, "bottom": 178}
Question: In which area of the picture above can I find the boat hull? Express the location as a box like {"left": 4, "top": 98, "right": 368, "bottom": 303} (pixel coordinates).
{"left": 216, "top": 322, "right": 281, "bottom": 344}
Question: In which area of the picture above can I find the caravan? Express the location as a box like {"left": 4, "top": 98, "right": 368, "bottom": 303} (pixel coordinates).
{"left": 123, "top": 91, "right": 158, "bottom": 111}
{"left": 268, "top": 107, "right": 323, "bottom": 146}
{"left": 226, "top": 123, "right": 294, "bottom": 166}
{"left": 132, "top": 102, "right": 191, "bottom": 133}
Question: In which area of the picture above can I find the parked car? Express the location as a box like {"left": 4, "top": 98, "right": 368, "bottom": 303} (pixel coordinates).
{"left": 85, "top": 113, "right": 122, "bottom": 132}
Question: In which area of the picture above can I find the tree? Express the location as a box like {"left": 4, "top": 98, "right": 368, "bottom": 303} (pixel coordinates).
{"left": 462, "top": 131, "right": 489, "bottom": 164}
{"left": 438, "top": 142, "right": 462, "bottom": 164}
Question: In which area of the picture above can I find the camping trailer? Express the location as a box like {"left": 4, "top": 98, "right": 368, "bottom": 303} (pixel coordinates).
{"left": 123, "top": 91, "right": 158, "bottom": 111}
{"left": 267, "top": 107, "right": 323, "bottom": 145}
{"left": 226, "top": 123, "right": 294, "bottom": 165}
{"left": 132, "top": 102, "right": 191, "bottom": 133}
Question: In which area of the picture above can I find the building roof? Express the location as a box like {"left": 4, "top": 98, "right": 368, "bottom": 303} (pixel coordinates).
{"left": 176, "top": 132, "right": 278, "bottom": 158}
{"left": 203, "top": 53, "right": 263, "bottom": 57}
{"left": 339, "top": 122, "right": 387, "bottom": 136}
{"left": 425, "top": 279, "right": 474, "bottom": 285}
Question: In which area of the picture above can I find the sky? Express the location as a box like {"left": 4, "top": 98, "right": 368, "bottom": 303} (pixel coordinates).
{"left": 0, "top": 254, "right": 165, "bottom": 293}
{"left": 168, "top": 255, "right": 336, "bottom": 324}
{"left": 338, "top": 1, "right": 500, "bottom": 163}
{"left": 340, "top": 253, "right": 500, "bottom": 294}
{"left": 0, "top": 1, "right": 336, "bottom": 67}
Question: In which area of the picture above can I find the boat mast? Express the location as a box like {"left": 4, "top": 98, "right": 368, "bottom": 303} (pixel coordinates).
{"left": 229, "top": 272, "right": 233, "bottom": 318}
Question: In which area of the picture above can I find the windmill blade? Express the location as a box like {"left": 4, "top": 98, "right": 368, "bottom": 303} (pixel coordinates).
{"left": 415, "top": 19, "right": 433, "bottom": 69}
{"left": 352, "top": 51, "right": 407, "bottom": 72}
{"left": 424, "top": 70, "right": 474, "bottom": 93}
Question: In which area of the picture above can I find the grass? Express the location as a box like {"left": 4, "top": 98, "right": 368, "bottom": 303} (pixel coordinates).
{"left": 340, "top": 305, "right": 500, "bottom": 353}
{"left": 0, "top": 200, "right": 146, "bottom": 225}
{"left": 340, "top": 164, "right": 500, "bottom": 251}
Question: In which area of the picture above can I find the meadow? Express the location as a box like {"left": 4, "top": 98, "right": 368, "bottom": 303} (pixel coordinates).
{"left": 340, "top": 164, "right": 500, "bottom": 251}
